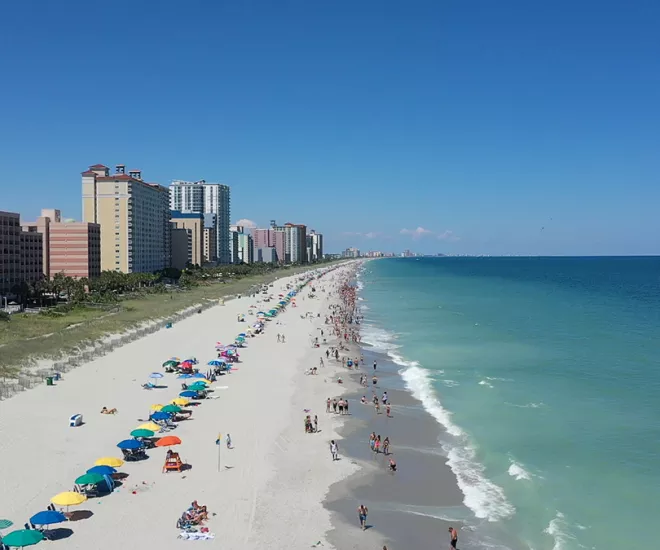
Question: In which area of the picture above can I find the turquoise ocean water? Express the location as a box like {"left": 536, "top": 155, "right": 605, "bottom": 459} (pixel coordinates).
{"left": 358, "top": 257, "right": 660, "bottom": 550}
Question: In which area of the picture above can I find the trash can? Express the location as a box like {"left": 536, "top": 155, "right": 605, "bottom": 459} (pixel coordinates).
{"left": 46, "top": 377, "right": 54, "bottom": 386}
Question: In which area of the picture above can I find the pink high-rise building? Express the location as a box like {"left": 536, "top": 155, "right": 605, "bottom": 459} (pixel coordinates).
{"left": 252, "top": 227, "right": 285, "bottom": 263}
{"left": 23, "top": 209, "right": 101, "bottom": 280}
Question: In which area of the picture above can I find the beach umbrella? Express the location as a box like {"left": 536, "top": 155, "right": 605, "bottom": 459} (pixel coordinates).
{"left": 162, "top": 360, "right": 178, "bottom": 367}
{"left": 160, "top": 404, "right": 182, "bottom": 414}
{"left": 137, "top": 422, "right": 161, "bottom": 432}
{"left": 95, "top": 457, "right": 124, "bottom": 468}
{"left": 187, "top": 381, "right": 207, "bottom": 388}
{"left": 155, "top": 435, "right": 182, "bottom": 447}
{"left": 149, "top": 372, "right": 164, "bottom": 380}
{"left": 150, "top": 411, "right": 171, "bottom": 421}
{"left": 117, "top": 439, "right": 143, "bottom": 450}
{"left": 190, "top": 372, "right": 206, "bottom": 378}
{"left": 75, "top": 473, "right": 105, "bottom": 485}
{"left": 171, "top": 397, "right": 189, "bottom": 406}
{"left": 87, "top": 465, "right": 116, "bottom": 476}
{"left": 177, "top": 374, "right": 193, "bottom": 379}
{"left": 238, "top": 333, "right": 247, "bottom": 337}
{"left": 0, "top": 519, "right": 14, "bottom": 530}
{"left": 51, "top": 491, "right": 87, "bottom": 507}
{"left": 29, "top": 510, "right": 67, "bottom": 527}
{"left": 179, "top": 390, "right": 198, "bottom": 398}
{"left": 170, "top": 357, "right": 181, "bottom": 361}
{"left": 130, "top": 429, "right": 155, "bottom": 439}
{"left": 1, "top": 529, "right": 44, "bottom": 547}
{"left": 150, "top": 404, "right": 164, "bottom": 411}
{"left": 208, "top": 360, "right": 222, "bottom": 366}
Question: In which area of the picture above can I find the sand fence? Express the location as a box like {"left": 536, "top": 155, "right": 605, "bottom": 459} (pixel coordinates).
{"left": 0, "top": 297, "right": 234, "bottom": 401}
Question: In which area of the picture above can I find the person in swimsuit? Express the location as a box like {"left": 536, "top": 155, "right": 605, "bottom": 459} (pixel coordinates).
{"left": 448, "top": 526, "right": 458, "bottom": 548}
{"left": 326, "top": 398, "right": 331, "bottom": 413}
{"left": 357, "top": 504, "right": 368, "bottom": 530}
{"left": 383, "top": 437, "right": 390, "bottom": 455}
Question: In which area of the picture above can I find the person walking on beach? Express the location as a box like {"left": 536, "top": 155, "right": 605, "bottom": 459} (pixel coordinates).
{"left": 282, "top": 334, "right": 286, "bottom": 343}
{"left": 375, "top": 435, "right": 381, "bottom": 453}
{"left": 448, "top": 526, "right": 458, "bottom": 549}
{"left": 277, "top": 333, "right": 281, "bottom": 343}
{"left": 314, "top": 415, "right": 319, "bottom": 432}
{"left": 226, "top": 433, "right": 232, "bottom": 449}
{"left": 369, "top": 432, "right": 376, "bottom": 451}
{"left": 382, "top": 391, "right": 388, "bottom": 405}
{"left": 357, "top": 504, "right": 368, "bottom": 530}
{"left": 383, "top": 436, "right": 390, "bottom": 455}
{"left": 386, "top": 403, "right": 392, "bottom": 417}
{"left": 326, "top": 398, "right": 331, "bottom": 413}
{"left": 373, "top": 375, "right": 378, "bottom": 386}
{"left": 333, "top": 398, "right": 338, "bottom": 413}
{"left": 330, "top": 440, "right": 339, "bottom": 461}
{"left": 373, "top": 360, "right": 377, "bottom": 371}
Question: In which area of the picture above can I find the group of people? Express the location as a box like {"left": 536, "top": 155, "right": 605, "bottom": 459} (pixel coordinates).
{"left": 178, "top": 500, "right": 210, "bottom": 529}
{"left": 326, "top": 396, "right": 350, "bottom": 415}
{"left": 361, "top": 391, "right": 391, "bottom": 416}
{"left": 304, "top": 414, "right": 319, "bottom": 433}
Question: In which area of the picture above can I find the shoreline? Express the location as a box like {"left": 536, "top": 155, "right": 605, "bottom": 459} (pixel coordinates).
{"left": 320, "top": 266, "right": 471, "bottom": 550}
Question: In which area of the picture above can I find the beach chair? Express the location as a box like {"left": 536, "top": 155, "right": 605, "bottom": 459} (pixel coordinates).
{"left": 163, "top": 452, "right": 183, "bottom": 473}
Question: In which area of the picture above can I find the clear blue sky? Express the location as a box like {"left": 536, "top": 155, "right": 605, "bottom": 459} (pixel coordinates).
{"left": 1, "top": 0, "right": 659, "bottom": 255}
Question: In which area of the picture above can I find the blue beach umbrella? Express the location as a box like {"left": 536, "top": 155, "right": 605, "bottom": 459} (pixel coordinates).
{"left": 190, "top": 372, "right": 206, "bottom": 378}
{"left": 29, "top": 510, "right": 66, "bottom": 526}
{"left": 117, "top": 439, "right": 143, "bottom": 450}
{"left": 177, "top": 374, "right": 193, "bottom": 379}
{"left": 149, "top": 372, "right": 164, "bottom": 379}
{"left": 208, "top": 360, "right": 222, "bottom": 366}
{"left": 87, "top": 465, "right": 116, "bottom": 476}
{"left": 150, "top": 411, "right": 171, "bottom": 421}
{"left": 179, "top": 390, "right": 198, "bottom": 398}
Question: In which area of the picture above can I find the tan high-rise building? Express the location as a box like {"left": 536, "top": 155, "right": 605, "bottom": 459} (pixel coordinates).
{"left": 1, "top": 211, "right": 43, "bottom": 296}
{"left": 22, "top": 209, "right": 101, "bottom": 280}
{"left": 82, "top": 164, "right": 170, "bottom": 273}
{"left": 170, "top": 211, "right": 204, "bottom": 267}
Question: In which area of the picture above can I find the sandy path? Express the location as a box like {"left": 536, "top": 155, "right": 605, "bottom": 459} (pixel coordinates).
{"left": 0, "top": 267, "right": 356, "bottom": 549}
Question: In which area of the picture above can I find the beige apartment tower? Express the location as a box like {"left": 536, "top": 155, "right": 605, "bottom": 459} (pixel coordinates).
{"left": 82, "top": 164, "right": 170, "bottom": 273}
{"left": 170, "top": 211, "right": 204, "bottom": 267}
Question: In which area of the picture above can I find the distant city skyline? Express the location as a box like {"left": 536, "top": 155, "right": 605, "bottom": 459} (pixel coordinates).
{"left": 2, "top": 2, "right": 660, "bottom": 256}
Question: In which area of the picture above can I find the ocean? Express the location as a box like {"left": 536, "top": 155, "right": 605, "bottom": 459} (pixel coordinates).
{"left": 357, "top": 257, "right": 660, "bottom": 550}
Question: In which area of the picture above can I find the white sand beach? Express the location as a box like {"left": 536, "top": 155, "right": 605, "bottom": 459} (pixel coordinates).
{"left": 0, "top": 265, "right": 359, "bottom": 549}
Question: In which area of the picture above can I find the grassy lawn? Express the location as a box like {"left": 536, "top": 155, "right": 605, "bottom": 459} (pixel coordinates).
{"left": 0, "top": 265, "right": 318, "bottom": 374}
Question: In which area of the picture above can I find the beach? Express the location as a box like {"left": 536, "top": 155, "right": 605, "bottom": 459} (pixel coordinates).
{"left": 0, "top": 263, "right": 370, "bottom": 549}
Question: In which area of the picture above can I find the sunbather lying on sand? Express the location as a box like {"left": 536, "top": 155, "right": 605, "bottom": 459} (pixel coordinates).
{"left": 100, "top": 407, "right": 117, "bottom": 414}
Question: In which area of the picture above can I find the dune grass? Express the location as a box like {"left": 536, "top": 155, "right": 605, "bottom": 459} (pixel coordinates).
{"left": 0, "top": 265, "right": 316, "bottom": 374}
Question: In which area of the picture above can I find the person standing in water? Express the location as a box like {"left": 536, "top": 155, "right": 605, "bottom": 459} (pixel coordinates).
{"left": 373, "top": 360, "right": 377, "bottom": 370}
{"left": 448, "top": 526, "right": 458, "bottom": 549}
{"left": 330, "top": 440, "right": 339, "bottom": 461}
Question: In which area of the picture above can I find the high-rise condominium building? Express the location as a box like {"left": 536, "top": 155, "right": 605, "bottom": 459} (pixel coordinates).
{"left": 169, "top": 180, "right": 231, "bottom": 264}
{"left": 170, "top": 211, "right": 205, "bottom": 267}
{"left": 82, "top": 164, "right": 170, "bottom": 273}
{"left": 253, "top": 226, "right": 285, "bottom": 263}
{"left": 22, "top": 209, "right": 101, "bottom": 279}
{"left": 307, "top": 230, "right": 323, "bottom": 262}
{"left": 283, "top": 223, "right": 307, "bottom": 264}
{"left": 0, "top": 211, "right": 43, "bottom": 296}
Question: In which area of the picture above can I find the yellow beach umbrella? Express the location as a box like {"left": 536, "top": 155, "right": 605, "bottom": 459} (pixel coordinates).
{"left": 171, "top": 398, "right": 189, "bottom": 406}
{"left": 151, "top": 404, "right": 164, "bottom": 411}
{"left": 137, "top": 422, "right": 161, "bottom": 432}
{"left": 51, "top": 492, "right": 87, "bottom": 507}
{"left": 198, "top": 379, "right": 212, "bottom": 385}
{"left": 95, "top": 457, "right": 124, "bottom": 468}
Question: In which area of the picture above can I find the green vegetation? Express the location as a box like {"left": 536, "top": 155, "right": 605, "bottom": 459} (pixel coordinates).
{"left": 0, "top": 261, "right": 334, "bottom": 376}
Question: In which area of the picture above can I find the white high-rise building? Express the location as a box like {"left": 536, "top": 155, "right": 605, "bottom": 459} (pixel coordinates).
{"left": 169, "top": 180, "right": 231, "bottom": 263}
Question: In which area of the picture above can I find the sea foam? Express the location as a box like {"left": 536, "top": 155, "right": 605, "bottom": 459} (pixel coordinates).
{"left": 543, "top": 512, "right": 576, "bottom": 550}
{"left": 400, "top": 364, "right": 515, "bottom": 522}
{"left": 508, "top": 460, "right": 532, "bottom": 481}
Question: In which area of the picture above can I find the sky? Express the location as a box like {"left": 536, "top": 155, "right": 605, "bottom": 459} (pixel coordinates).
{"left": 1, "top": 0, "right": 659, "bottom": 256}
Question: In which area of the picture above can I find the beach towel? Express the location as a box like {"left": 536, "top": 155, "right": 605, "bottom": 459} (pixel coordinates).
{"left": 178, "top": 532, "right": 215, "bottom": 540}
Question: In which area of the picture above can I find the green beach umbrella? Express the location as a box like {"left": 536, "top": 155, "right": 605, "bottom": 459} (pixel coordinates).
{"left": 162, "top": 360, "right": 178, "bottom": 367}
{"left": 160, "top": 404, "right": 182, "bottom": 414}
{"left": 2, "top": 529, "right": 44, "bottom": 547}
{"left": 130, "top": 428, "right": 155, "bottom": 438}
{"left": 0, "top": 519, "right": 13, "bottom": 529}
{"left": 188, "top": 383, "right": 207, "bottom": 391}
{"left": 75, "top": 473, "right": 105, "bottom": 485}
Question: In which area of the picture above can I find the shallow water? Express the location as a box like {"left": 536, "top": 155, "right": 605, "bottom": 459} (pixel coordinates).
{"left": 358, "top": 257, "right": 660, "bottom": 550}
